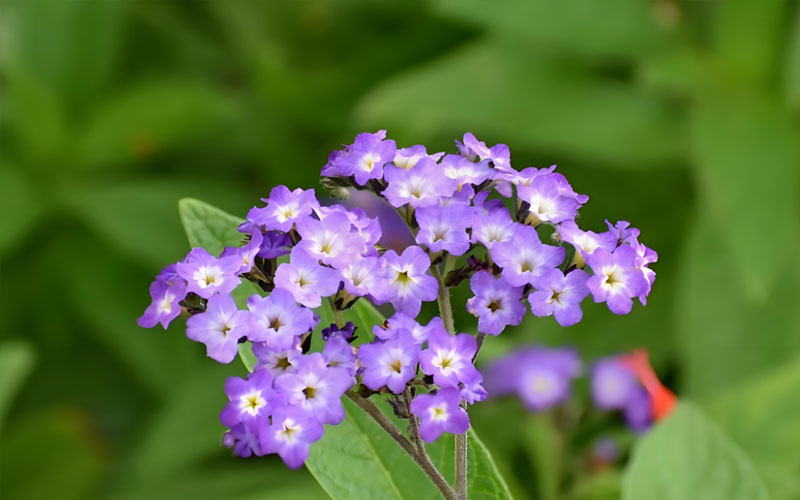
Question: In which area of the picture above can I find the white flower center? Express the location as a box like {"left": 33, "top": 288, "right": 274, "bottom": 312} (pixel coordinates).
{"left": 429, "top": 404, "right": 448, "bottom": 422}
{"left": 239, "top": 390, "right": 266, "bottom": 416}
{"left": 194, "top": 266, "right": 223, "bottom": 288}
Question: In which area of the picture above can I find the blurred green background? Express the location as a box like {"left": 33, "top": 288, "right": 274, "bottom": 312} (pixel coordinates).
{"left": 2, "top": 1, "right": 800, "bottom": 499}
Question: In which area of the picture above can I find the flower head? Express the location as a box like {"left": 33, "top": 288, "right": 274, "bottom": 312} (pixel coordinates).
{"left": 419, "top": 327, "right": 480, "bottom": 388}
{"left": 379, "top": 245, "right": 438, "bottom": 317}
{"left": 247, "top": 185, "right": 319, "bottom": 232}
{"left": 138, "top": 275, "right": 186, "bottom": 329}
{"left": 491, "top": 225, "right": 565, "bottom": 287}
{"left": 518, "top": 173, "right": 582, "bottom": 226}
{"left": 220, "top": 368, "right": 277, "bottom": 427}
{"left": 358, "top": 330, "right": 420, "bottom": 394}
{"left": 373, "top": 313, "right": 445, "bottom": 344}
{"left": 176, "top": 247, "right": 241, "bottom": 299}
{"left": 586, "top": 246, "right": 648, "bottom": 315}
{"left": 529, "top": 269, "right": 590, "bottom": 327}
{"left": 274, "top": 353, "right": 353, "bottom": 425}
{"left": 296, "top": 212, "right": 363, "bottom": 268}
{"left": 247, "top": 288, "right": 316, "bottom": 351}
{"left": 415, "top": 202, "right": 474, "bottom": 256}
{"left": 334, "top": 130, "right": 397, "bottom": 186}
{"left": 253, "top": 340, "right": 303, "bottom": 377}
{"left": 185, "top": 293, "right": 249, "bottom": 363}
{"left": 260, "top": 404, "right": 325, "bottom": 468}
{"left": 220, "top": 230, "right": 263, "bottom": 274}
{"left": 274, "top": 247, "right": 341, "bottom": 308}
{"left": 410, "top": 387, "right": 470, "bottom": 443}
{"left": 466, "top": 271, "right": 526, "bottom": 335}
{"left": 383, "top": 158, "right": 457, "bottom": 208}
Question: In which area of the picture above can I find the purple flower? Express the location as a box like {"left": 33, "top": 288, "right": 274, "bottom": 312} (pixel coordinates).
{"left": 634, "top": 242, "right": 658, "bottom": 305}
{"left": 185, "top": 293, "right": 249, "bottom": 363}
{"left": 223, "top": 422, "right": 263, "bottom": 457}
{"left": 457, "top": 132, "right": 512, "bottom": 173}
{"left": 606, "top": 219, "right": 640, "bottom": 246}
{"left": 415, "top": 202, "right": 474, "bottom": 256}
{"left": 274, "top": 247, "right": 341, "bottom": 308}
{"left": 247, "top": 288, "right": 316, "bottom": 351}
{"left": 260, "top": 405, "right": 325, "bottom": 468}
{"left": 258, "top": 231, "right": 292, "bottom": 259}
{"left": 176, "top": 248, "right": 241, "bottom": 299}
{"left": 518, "top": 174, "right": 581, "bottom": 226}
{"left": 373, "top": 313, "right": 445, "bottom": 344}
{"left": 220, "top": 230, "right": 263, "bottom": 274}
{"left": 253, "top": 340, "right": 302, "bottom": 377}
{"left": 529, "top": 269, "right": 590, "bottom": 327}
{"left": 393, "top": 145, "right": 443, "bottom": 170}
{"left": 344, "top": 207, "right": 382, "bottom": 253}
{"left": 247, "top": 185, "right": 319, "bottom": 232}
{"left": 440, "top": 154, "right": 494, "bottom": 190}
{"left": 471, "top": 205, "right": 516, "bottom": 249}
{"left": 323, "top": 336, "right": 357, "bottom": 376}
{"left": 419, "top": 328, "right": 480, "bottom": 388}
{"left": 485, "top": 346, "right": 581, "bottom": 412}
{"left": 591, "top": 357, "right": 639, "bottom": 410}
{"left": 380, "top": 245, "right": 438, "bottom": 317}
{"left": 358, "top": 331, "right": 420, "bottom": 394}
{"left": 586, "top": 246, "right": 648, "bottom": 315}
{"left": 557, "top": 220, "right": 617, "bottom": 268}
{"left": 274, "top": 353, "right": 352, "bottom": 425}
{"left": 491, "top": 225, "right": 565, "bottom": 287}
{"left": 334, "top": 130, "right": 397, "bottom": 186}
{"left": 296, "top": 212, "right": 364, "bottom": 268}
{"left": 410, "top": 387, "right": 470, "bottom": 443}
{"left": 339, "top": 256, "right": 389, "bottom": 299}
{"left": 138, "top": 277, "right": 186, "bottom": 329}
{"left": 466, "top": 271, "right": 526, "bottom": 335}
{"left": 383, "top": 158, "right": 457, "bottom": 208}
{"left": 220, "top": 368, "right": 277, "bottom": 427}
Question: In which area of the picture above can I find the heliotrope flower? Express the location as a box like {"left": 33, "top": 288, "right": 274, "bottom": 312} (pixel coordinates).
{"left": 440, "top": 154, "right": 494, "bottom": 191}
{"left": 491, "top": 225, "right": 565, "bottom": 287}
{"left": 274, "top": 247, "right": 341, "bottom": 308}
{"left": 529, "top": 269, "right": 590, "bottom": 327}
{"left": 634, "top": 242, "right": 658, "bottom": 305}
{"left": 138, "top": 276, "right": 186, "bottom": 329}
{"left": 623, "top": 387, "right": 653, "bottom": 432}
{"left": 466, "top": 271, "right": 525, "bottom": 335}
{"left": 247, "top": 287, "right": 316, "bottom": 351}
{"left": 358, "top": 330, "right": 420, "bottom": 394}
{"left": 338, "top": 256, "right": 388, "bottom": 299}
{"left": 518, "top": 173, "right": 581, "bottom": 226}
{"left": 461, "top": 378, "right": 488, "bottom": 405}
{"left": 393, "top": 144, "right": 443, "bottom": 170}
{"left": 274, "top": 353, "right": 352, "bottom": 425}
{"left": 414, "top": 202, "right": 474, "bottom": 256}
{"left": 223, "top": 422, "right": 262, "bottom": 458}
{"left": 419, "top": 327, "right": 480, "bottom": 388}
{"left": 471, "top": 205, "right": 516, "bottom": 249}
{"left": 586, "top": 246, "right": 648, "bottom": 315}
{"left": 410, "top": 387, "right": 470, "bottom": 443}
{"left": 334, "top": 130, "right": 397, "bottom": 186}
{"left": 185, "top": 293, "right": 249, "bottom": 363}
{"left": 260, "top": 404, "right": 325, "bottom": 468}
{"left": 556, "top": 220, "right": 616, "bottom": 268}
{"left": 296, "top": 212, "right": 363, "bottom": 268}
{"left": 606, "top": 219, "right": 640, "bottom": 246}
{"left": 252, "top": 339, "right": 303, "bottom": 377}
{"left": 176, "top": 247, "right": 241, "bottom": 299}
{"left": 257, "top": 230, "right": 293, "bottom": 259}
{"left": 383, "top": 157, "right": 457, "bottom": 208}
{"left": 220, "top": 368, "right": 277, "bottom": 427}
{"left": 320, "top": 321, "right": 356, "bottom": 341}
{"left": 457, "top": 132, "right": 511, "bottom": 172}
{"left": 247, "top": 185, "right": 319, "bottom": 232}
{"left": 379, "top": 245, "right": 438, "bottom": 317}
{"left": 220, "top": 230, "right": 263, "bottom": 274}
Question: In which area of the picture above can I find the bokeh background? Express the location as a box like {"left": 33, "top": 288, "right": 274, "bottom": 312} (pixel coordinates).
{"left": 2, "top": 1, "right": 800, "bottom": 499}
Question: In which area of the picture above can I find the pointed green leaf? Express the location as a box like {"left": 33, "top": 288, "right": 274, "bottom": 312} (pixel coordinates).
{"left": 179, "top": 198, "right": 246, "bottom": 257}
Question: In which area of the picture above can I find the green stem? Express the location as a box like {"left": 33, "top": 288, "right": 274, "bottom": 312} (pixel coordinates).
{"left": 347, "top": 392, "right": 456, "bottom": 500}
{"left": 328, "top": 296, "right": 344, "bottom": 327}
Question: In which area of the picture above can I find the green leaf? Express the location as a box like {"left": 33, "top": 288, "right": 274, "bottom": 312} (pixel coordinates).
{"left": 0, "top": 164, "right": 42, "bottom": 253}
{"left": 357, "top": 38, "right": 684, "bottom": 170}
{"left": 238, "top": 343, "right": 258, "bottom": 372}
{"left": 0, "top": 340, "right": 35, "bottom": 426}
{"left": 623, "top": 403, "right": 770, "bottom": 500}
{"left": 179, "top": 197, "right": 246, "bottom": 256}
{"left": 690, "top": 92, "right": 800, "bottom": 301}
{"left": 79, "top": 81, "right": 238, "bottom": 169}
{"left": 708, "top": 358, "right": 800, "bottom": 500}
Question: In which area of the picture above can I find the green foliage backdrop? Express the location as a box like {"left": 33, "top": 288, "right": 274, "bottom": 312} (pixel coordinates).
{"left": 1, "top": 1, "right": 799, "bottom": 499}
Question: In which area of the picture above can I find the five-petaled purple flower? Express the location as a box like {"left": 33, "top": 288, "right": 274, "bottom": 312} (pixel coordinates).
{"left": 419, "top": 327, "right": 480, "bottom": 388}
{"left": 247, "top": 185, "right": 319, "bottom": 232}
{"left": 274, "top": 247, "right": 341, "bottom": 308}
{"left": 491, "top": 225, "right": 565, "bottom": 287}
{"left": 176, "top": 247, "right": 241, "bottom": 299}
{"left": 220, "top": 368, "right": 277, "bottom": 427}
{"left": 586, "top": 246, "right": 648, "bottom": 315}
{"left": 415, "top": 202, "right": 474, "bottom": 256}
{"left": 334, "top": 130, "right": 397, "bottom": 186}
{"left": 380, "top": 245, "right": 438, "bottom": 317}
{"left": 185, "top": 293, "right": 249, "bottom": 363}
{"left": 260, "top": 404, "right": 325, "bottom": 468}
{"left": 247, "top": 287, "right": 316, "bottom": 351}
{"left": 466, "top": 271, "right": 526, "bottom": 335}
{"left": 529, "top": 269, "right": 590, "bottom": 327}
{"left": 359, "top": 330, "right": 420, "bottom": 394}
{"left": 410, "top": 387, "right": 470, "bottom": 443}
{"left": 274, "top": 353, "right": 352, "bottom": 425}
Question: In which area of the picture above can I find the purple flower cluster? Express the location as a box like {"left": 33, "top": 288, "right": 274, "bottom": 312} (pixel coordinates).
{"left": 139, "top": 130, "right": 657, "bottom": 469}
